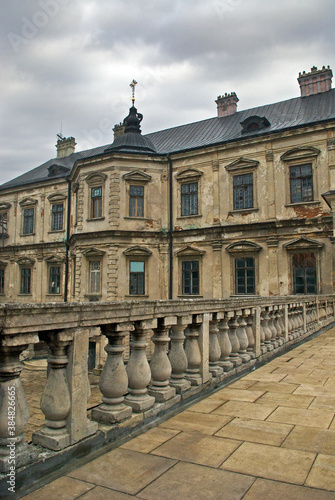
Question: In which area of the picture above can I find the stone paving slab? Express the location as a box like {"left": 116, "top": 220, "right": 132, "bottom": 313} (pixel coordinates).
{"left": 22, "top": 325, "right": 335, "bottom": 499}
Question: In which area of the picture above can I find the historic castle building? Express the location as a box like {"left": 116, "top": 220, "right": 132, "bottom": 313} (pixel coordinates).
{"left": 0, "top": 66, "right": 334, "bottom": 304}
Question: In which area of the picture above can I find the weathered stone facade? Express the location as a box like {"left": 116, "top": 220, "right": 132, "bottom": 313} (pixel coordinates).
{"left": 0, "top": 67, "right": 334, "bottom": 302}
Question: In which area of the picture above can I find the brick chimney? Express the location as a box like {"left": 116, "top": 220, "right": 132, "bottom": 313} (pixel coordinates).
{"left": 113, "top": 122, "right": 125, "bottom": 139}
{"left": 56, "top": 136, "right": 76, "bottom": 158}
{"left": 216, "top": 92, "right": 239, "bottom": 117}
{"left": 298, "top": 66, "right": 333, "bottom": 97}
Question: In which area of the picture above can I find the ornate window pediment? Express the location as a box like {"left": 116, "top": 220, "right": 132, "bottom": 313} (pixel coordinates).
{"left": 0, "top": 202, "right": 11, "bottom": 210}
{"left": 175, "top": 245, "right": 205, "bottom": 257}
{"left": 85, "top": 172, "right": 107, "bottom": 184}
{"left": 19, "top": 197, "right": 37, "bottom": 207}
{"left": 240, "top": 116, "right": 270, "bottom": 134}
{"left": 226, "top": 240, "right": 262, "bottom": 254}
{"left": 83, "top": 247, "right": 106, "bottom": 258}
{"left": 225, "top": 157, "right": 259, "bottom": 172}
{"left": 281, "top": 146, "right": 320, "bottom": 162}
{"left": 44, "top": 255, "right": 65, "bottom": 263}
{"left": 123, "top": 246, "right": 152, "bottom": 258}
{"left": 47, "top": 193, "right": 67, "bottom": 202}
{"left": 16, "top": 256, "right": 35, "bottom": 265}
{"left": 283, "top": 237, "right": 323, "bottom": 251}
{"left": 175, "top": 168, "right": 203, "bottom": 182}
{"left": 123, "top": 171, "right": 152, "bottom": 183}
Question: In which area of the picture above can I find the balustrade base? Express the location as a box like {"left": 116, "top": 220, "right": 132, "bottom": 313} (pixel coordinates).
{"left": 170, "top": 378, "right": 191, "bottom": 394}
{"left": 239, "top": 353, "right": 251, "bottom": 363}
{"left": 32, "top": 428, "right": 71, "bottom": 451}
{"left": 218, "top": 359, "right": 234, "bottom": 372}
{"left": 0, "top": 440, "right": 37, "bottom": 473}
{"left": 148, "top": 385, "right": 176, "bottom": 403}
{"left": 247, "top": 350, "right": 256, "bottom": 359}
{"left": 209, "top": 365, "right": 224, "bottom": 377}
{"left": 143, "top": 394, "right": 182, "bottom": 420}
{"left": 265, "top": 342, "right": 274, "bottom": 351}
{"left": 125, "top": 394, "right": 155, "bottom": 413}
{"left": 229, "top": 356, "right": 242, "bottom": 367}
{"left": 185, "top": 373, "right": 203, "bottom": 386}
{"left": 91, "top": 404, "right": 132, "bottom": 424}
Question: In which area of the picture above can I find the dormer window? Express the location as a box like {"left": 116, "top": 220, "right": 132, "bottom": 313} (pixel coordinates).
{"left": 240, "top": 116, "right": 270, "bottom": 134}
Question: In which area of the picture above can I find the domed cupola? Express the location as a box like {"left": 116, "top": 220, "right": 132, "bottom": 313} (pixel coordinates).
{"left": 105, "top": 80, "right": 157, "bottom": 154}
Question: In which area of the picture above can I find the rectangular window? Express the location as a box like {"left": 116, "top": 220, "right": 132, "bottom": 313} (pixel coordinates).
{"left": 0, "top": 212, "right": 8, "bottom": 237}
{"left": 181, "top": 182, "right": 198, "bottom": 216}
{"left": 0, "top": 269, "right": 4, "bottom": 294}
{"left": 129, "top": 185, "right": 144, "bottom": 217}
{"left": 235, "top": 257, "right": 255, "bottom": 294}
{"left": 182, "top": 260, "right": 199, "bottom": 295}
{"left": 21, "top": 267, "right": 31, "bottom": 294}
{"left": 23, "top": 208, "right": 34, "bottom": 234}
{"left": 49, "top": 266, "right": 61, "bottom": 294}
{"left": 233, "top": 174, "right": 253, "bottom": 210}
{"left": 290, "top": 164, "right": 313, "bottom": 203}
{"left": 91, "top": 187, "right": 102, "bottom": 219}
{"left": 129, "top": 261, "right": 145, "bottom": 295}
{"left": 89, "top": 261, "right": 101, "bottom": 293}
{"left": 51, "top": 204, "right": 64, "bottom": 231}
{"left": 293, "top": 253, "right": 316, "bottom": 294}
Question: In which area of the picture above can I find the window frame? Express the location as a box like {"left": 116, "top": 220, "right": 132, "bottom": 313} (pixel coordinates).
{"left": 85, "top": 172, "right": 107, "bottom": 221}
{"left": 281, "top": 147, "right": 320, "bottom": 207}
{"left": 0, "top": 268, "right": 5, "bottom": 295}
{"left": 123, "top": 171, "right": 152, "bottom": 220}
{"left": 20, "top": 267, "right": 32, "bottom": 295}
{"left": 51, "top": 203, "right": 64, "bottom": 232}
{"left": 129, "top": 260, "right": 145, "bottom": 295}
{"left": 89, "top": 260, "right": 101, "bottom": 294}
{"left": 175, "top": 168, "right": 203, "bottom": 219}
{"left": 225, "top": 158, "right": 259, "bottom": 214}
{"left": 49, "top": 265, "right": 61, "bottom": 294}
{"left": 289, "top": 164, "right": 313, "bottom": 204}
{"left": 292, "top": 252, "right": 317, "bottom": 295}
{"left": 22, "top": 207, "right": 35, "bottom": 235}
{"left": 181, "top": 259, "right": 200, "bottom": 295}
{"left": 234, "top": 256, "right": 256, "bottom": 295}
{"left": 233, "top": 173, "right": 254, "bottom": 211}
{"left": 181, "top": 181, "right": 199, "bottom": 217}
{"left": 129, "top": 184, "right": 145, "bottom": 218}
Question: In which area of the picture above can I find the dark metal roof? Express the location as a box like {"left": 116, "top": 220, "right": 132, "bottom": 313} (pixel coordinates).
{"left": 1, "top": 89, "right": 335, "bottom": 191}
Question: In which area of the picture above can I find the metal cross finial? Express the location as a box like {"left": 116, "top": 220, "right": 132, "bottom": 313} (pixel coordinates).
{"left": 130, "top": 79, "right": 137, "bottom": 104}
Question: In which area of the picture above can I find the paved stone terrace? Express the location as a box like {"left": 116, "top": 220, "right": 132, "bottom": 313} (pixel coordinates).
{"left": 22, "top": 327, "right": 335, "bottom": 499}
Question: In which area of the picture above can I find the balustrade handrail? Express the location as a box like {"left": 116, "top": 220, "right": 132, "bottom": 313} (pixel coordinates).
{"left": 0, "top": 294, "right": 334, "bottom": 337}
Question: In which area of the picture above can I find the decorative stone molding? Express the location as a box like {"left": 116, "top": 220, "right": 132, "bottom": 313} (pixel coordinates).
{"left": 123, "top": 171, "right": 152, "bottom": 183}
{"left": 175, "top": 168, "right": 203, "bottom": 181}
{"left": 327, "top": 138, "right": 335, "bottom": 150}
{"left": 225, "top": 240, "right": 262, "bottom": 254}
{"left": 47, "top": 193, "right": 67, "bottom": 202}
{"left": 19, "top": 197, "right": 38, "bottom": 207}
{"left": 123, "top": 246, "right": 152, "bottom": 258}
{"left": 175, "top": 245, "right": 205, "bottom": 257}
{"left": 280, "top": 146, "right": 320, "bottom": 162}
{"left": 82, "top": 247, "right": 106, "bottom": 258}
{"left": 225, "top": 157, "right": 259, "bottom": 172}
{"left": 283, "top": 236, "right": 324, "bottom": 251}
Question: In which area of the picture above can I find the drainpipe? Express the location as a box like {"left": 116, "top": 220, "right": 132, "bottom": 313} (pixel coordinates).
{"left": 167, "top": 154, "right": 173, "bottom": 299}
{"left": 64, "top": 178, "right": 71, "bottom": 302}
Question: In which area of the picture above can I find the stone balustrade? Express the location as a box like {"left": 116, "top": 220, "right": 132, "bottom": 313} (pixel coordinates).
{"left": 0, "top": 295, "right": 334, "bottom": 476}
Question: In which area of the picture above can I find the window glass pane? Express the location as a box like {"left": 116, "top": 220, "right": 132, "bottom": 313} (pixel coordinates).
{"left": 21, "top": 268, "right": 31, "bottom": 294}
{"left": 89, "top": 261, "right": 101, "bottom": 293}
{"left": 23, "top": 208, "right": 34, "bottom": 234}
{"left": 49, "top": 266, "right": 61, "bottom": 294}
{"left": 0, "top": 269, "right": 4, "bottom": 294}
{"left": 293, "top": 252, "right": 316, "bottom": 294}
{"left": 181, "top": 182, "right": 198, "bottom": 216}
{"left": 182, "top": 260, "right": 199, "bottom": 295}
{"left": 235, "top": 257, "right": 255, "bottom": 294}
{"left": 130, "top": 261, "right": 144, "bottom": 272}
{"left": 129, "top": 185, "right": 144, "bottom": 217}
{"left": 51, "top": 204, "right": 64, "bottom": 231}
{"left": 233, "top": 174, "right": 253, "bottom": 210}
{"left": 290, "top": 164, "right": 313, "bottom": 203}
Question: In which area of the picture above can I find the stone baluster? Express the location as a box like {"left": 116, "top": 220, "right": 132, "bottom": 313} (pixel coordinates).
{"left": 259, "top": 308, "right": 267, "bottom": 354}
{"left": 228, "top": 311, "right": 242, "bottom": 367}
{"left": 245, "top": 309, "right": 256, "bottom": 358}
{"left": 125, "top": 320, "right": 156, "bottom": 412}
{"left": 268, "top": 307, "right": 279, "bottom": 349}
{"left": 169, "top": 316, "right": 191, "bottom": 393}
{"left": 33, "top": 332, "right": 72, "bottom": 450}
{"left": 288, "top": 306, "right": 294, "bottom": 340}
{"left": 274, "top": 307, "right": 284, "bottom": 346}
{"left": 261, "top": 308, "right": 274, "bottom": 351}
{"left": 0, "top": 336, "right": 39, "bottom": 472}
{"left": 236, "top": 310, "right": 251, "bottom": 363}
{"left": 185, "top": 321, "right": 202, "bottom": 386}
{"left": 92, "top": 323, "right": 133, "bottom": 424}
{"left": 149, "top": 317, "right": 177, "bottom": 402}
{"left": 208, "top": 315, "right": 223, "bottom": 377}
{"left": 217, "top": 312, "right": 234, "bottom": 371}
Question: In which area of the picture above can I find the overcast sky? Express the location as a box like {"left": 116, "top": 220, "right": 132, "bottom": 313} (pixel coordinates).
{"left": 1, "top": 0, "right": 334, "bottom": 184}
